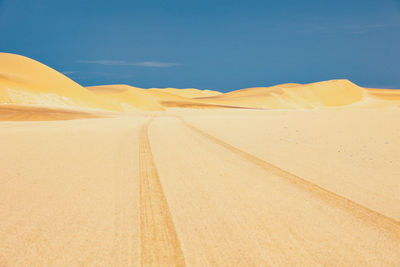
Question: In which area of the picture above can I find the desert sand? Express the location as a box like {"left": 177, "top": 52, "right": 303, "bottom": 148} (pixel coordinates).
{"left": 148, "top": 88, "right": 221, "bottom": 98}
{"left": 1, "top": 53, "right": 400, "bottom": 266}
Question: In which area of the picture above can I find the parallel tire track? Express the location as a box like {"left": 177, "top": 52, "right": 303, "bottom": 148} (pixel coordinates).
{"left": 139, "top": 118, "right": 186, "bottom": 267}
{"left": 177, "top": 116, "right": 400, "bottom": 239}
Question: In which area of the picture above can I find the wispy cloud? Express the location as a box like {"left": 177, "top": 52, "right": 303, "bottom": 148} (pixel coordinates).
{"left": 342, "top": 24, "right": 391, "bottom": 30}
{"left": 76, "top": 60, "right": 182, "bottom": 67}
{"left": 342, "top": 24, "right": 394, "bottom": 34}
{"left": 61, "top": 71, "right": 76, "bottom": 75}
{"left": 61, "top": 70, "right": 136, "bottom": 80}
{"left": 295, "top": 20, "right": 397, "bottom": 34}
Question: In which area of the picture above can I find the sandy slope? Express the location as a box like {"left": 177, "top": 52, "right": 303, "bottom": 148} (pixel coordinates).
{"left": 1, "top": 108, "right": 399, "bottom": 266}
{"left": 148, "top": 88, "right": 221, "bottom": 98}
{"left": 197, "top": 80, "right": 366, "bottom": 109}
{"left": 87, "top": 85, "right": 164, "bottom": 111}
{"left": 0, "top": 53, "right": 120, "bottom": 111}
{"left": 367, "top": 88, "right": 400, "bottom": 101}
{"left": 87, "top": 84, "right": 243, "bottom": 110}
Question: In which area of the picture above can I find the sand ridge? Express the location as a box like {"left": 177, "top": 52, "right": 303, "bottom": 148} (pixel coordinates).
{"left": 196, "top": 79, "right": 366, "bottom": 109}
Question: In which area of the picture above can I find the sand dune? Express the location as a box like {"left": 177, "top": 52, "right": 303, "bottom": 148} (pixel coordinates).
{"left": 143, "top": 81, "right": 397, "bottom": 110}
{"left": 0, "top": 53, "right": 121, "bottom": 112}
{"left": 199, "top": 83, "right": 302, "bottom": 99}
{"left": 87, "top": 85, "right": 164, "bottom": 111}
{"left": 87, "top": 84, "right": 242, "bottom": 110}
{"left": 197, "top": 80, "right": 365, "bottom": 109}
{"left": 145, "top": 89, "right": 242, "bottom": 109}
{"left": 367, "top": 88, "right": 400, "bottom": 101}
{"left": 148, "top": 88, "right": 221, "bottom": 98}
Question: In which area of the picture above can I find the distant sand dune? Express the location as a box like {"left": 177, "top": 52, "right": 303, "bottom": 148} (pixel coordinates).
{"left": 148, "top": 88, "right": 221, "bottom": 98}
{"left": 87, "top": 85, "right": 164, "bottom": 111}
{"left": 87, "top": 84, "right": 245, "bottom": 110}
{"left": 199, "top": 83, "right": 302, "bottom": 99}
{"left": 197, "top": 80, "right": 365, "bottom": 109}
{"left": 367, "top": 88, "right": 400, "bottom": 101}
{"left": 159, "top": 101, "right": 251, "bottom": 109}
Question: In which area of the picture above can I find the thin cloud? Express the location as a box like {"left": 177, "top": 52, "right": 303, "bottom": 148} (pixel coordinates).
{"left": 76, "top": 60, "right": 182, "bottom": 67}
{"left": 342, "top": 24, "right": 391, "bottom": 30}
{"left": 61, "top": 71, "right": 76, "bottom": 75}
{"left": 61, "top": 70, "right": 134, "bottom": 80}
{"left": 134, "top": 61, "right": 182, "bottom": 67}
{"left": 296, "top": 21, "right": 397, "bottom": 34}
{"left": 342, "top": 24, "right": 394, "bottom": 34}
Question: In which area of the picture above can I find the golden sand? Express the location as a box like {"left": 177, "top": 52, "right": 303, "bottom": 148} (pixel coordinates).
{"left": 0, "top": 105, "right": 110, "bottom": 121}
{"left": 367, "top": 88, "right": 400, "bottom": 101}
{"left": 197, "top": 80, "right": 366, "bottom": 109}
{"left": 148, "top": 88, "right": 221, "bottom": 98}
{"left": 87, "top": 85, "right": 164, "bottom": 111}
{"left": 1, "top": 53, "right": 400, "bottom": 265}
{"left": 2, "top": 53, "right": 398, "bottom": 114}
{"left": 1, "top": 109, "right": 400, "bottom": 265}
{"left": 0, "top": 53, "right": 121, "bottom": 112}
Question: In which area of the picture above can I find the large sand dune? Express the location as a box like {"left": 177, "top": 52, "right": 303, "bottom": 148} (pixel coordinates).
{"left": 0, "top": 53, "right": 122, "bottom": 112}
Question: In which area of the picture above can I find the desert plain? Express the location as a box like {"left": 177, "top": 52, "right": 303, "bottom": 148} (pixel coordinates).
{"left": 1, "top": 53, "right": 400, "bottom": 266}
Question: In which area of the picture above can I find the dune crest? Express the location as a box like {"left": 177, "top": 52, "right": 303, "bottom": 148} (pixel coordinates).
{"left": 88, "top": 84, "right": 243, "bottom": 110}
{"left": 197, "top": 80, "right": 366, "bottom": 109}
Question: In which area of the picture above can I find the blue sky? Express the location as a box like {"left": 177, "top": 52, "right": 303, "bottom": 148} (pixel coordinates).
{"left": 0, "top": 0, "right": 399, "bottom": 92}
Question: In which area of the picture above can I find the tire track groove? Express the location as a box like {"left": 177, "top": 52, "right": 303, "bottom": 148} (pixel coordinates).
{"left": 177, "top": 116, "right": 400, "bottom": 239}
{"left": 139, "top": 117, "right": 186, "bottom": 267}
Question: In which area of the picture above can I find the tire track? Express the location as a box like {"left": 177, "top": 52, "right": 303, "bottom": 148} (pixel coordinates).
{"left": 113, "top": 161, "right": 124, "bottom": 266}
{"left": 139, "top": 117, "right": 186, "bottom": 267}
{"left": 177, "top": 116, "right": 400, "bottom": 239}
